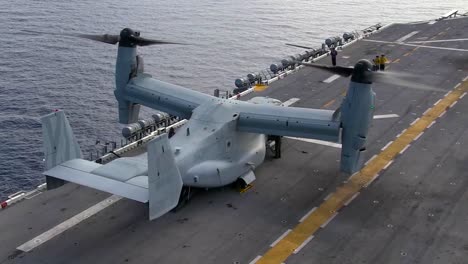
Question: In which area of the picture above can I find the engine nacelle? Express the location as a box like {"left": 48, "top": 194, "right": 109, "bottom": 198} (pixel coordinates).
{"left": 340, "top": 60, "right": 375, "bottom": 174}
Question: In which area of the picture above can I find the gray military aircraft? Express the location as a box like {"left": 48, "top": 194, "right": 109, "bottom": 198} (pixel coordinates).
{"left": 41, "top": 28, "right": 436, "bottom": 220}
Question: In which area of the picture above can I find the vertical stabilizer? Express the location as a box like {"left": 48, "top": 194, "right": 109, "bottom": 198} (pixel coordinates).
{"left": 41, "top": 111, "right": 82, "bottom": 189}
{"left": 147, "top": 134, "right": 183, "bottom": 220}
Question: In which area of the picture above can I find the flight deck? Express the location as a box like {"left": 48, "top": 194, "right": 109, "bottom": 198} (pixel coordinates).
{"left": 1, "top": 14, "right": 468, "bottom": 264}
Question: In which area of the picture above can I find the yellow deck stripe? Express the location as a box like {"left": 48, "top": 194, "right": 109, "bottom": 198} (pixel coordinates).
{"left": 256, "top": 80, "right": 468, "bottom": 264}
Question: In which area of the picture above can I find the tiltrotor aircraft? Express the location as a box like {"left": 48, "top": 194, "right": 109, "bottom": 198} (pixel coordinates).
{"left": 41, "top": 28, "right": 436, "bottom": 220}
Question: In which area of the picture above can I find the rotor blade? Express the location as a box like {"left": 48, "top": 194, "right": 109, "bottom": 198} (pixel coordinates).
{"left": 76, "top": 34, "right": 120, "bottom": 44}
{"left": 372, "top": 71, "right": 445, "bottom": 92}
{"left": 131, "top": 36, "right": 186, "bottom": 46}
{"left": 286, "top": 43, "right": 315, "bottom": 49}
{"left": 21, "top": 30, "right": 120, "bottom": 44}
{"left": 299, "top": 62, "right": 354, "bottom": 77}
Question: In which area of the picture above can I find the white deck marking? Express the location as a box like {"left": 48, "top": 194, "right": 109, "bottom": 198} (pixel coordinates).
{"left": 362, "top": 39, "right": 468, "bottom": 52}
{"left": 439, "top": 111, "right": 447, "bottom": 118}
{"left": 323, "top": 192, "right": 334, "bottom": 201}
{"left": 373, "top": 114, "right": 399, "bottom": 119}
{"left": 464, "top": 76, "right": 468, "bottom": 82}
{"left": 434, "top": 99, "right": 442, "bottom": 105}
{"left": 399, "top": 145, "right": 411, "bottom": 154}
{"left": 396, "top": 129, "right": 407, "bottom": 138}
{"left": 454, "top": 83, "right": 461, "bottom": 89}
{"left": 286, "top": 137, "right": 342, "bottom": 148}
{"left": 249, "top": 255, "right": 263, "bottom": 264}
{"left": 383, "top": 160, "right": 394, "bottom": 170}
{"left": 428, "top": 121, "right": 436, "bottom": 128}
{"left": 410, "top": 118, "right": 420, "bottom": 126}
{"left": 414, "top": 132, "right": 424, "bottom": 141}
{"left": 381, "top": 141, "right": 393, "bottom": 151}
{"left": 364, "top": 174, "right": 380, "bottom": 188}
{"left": 299, "top": 207, "right": 317, "bottom": 222}
{"left": 17, "top": 195, "right": 121, "bottom": 252}
{"left": 365, "top": 154, "right": 377, "bottom": 166}
{"left": 293, "top": 235, "right": 315, "bottom": 254}
{"left": 408, "top": 38, "right": 468, "bottom": 44}
{"left": 281, "top": 98, "right": 300, "bottom": 107}
{"left": 344, "top": 192, "right": 360, "bottom": 206}
{"left": 450, "top": 101, "right": 458, "bottom": 108}
{"left": 460, "top": 92, "right": 467, "bottom": 99}
{"left": 270, "top": 229, "right": 292, "bottom": 247}
{"left": 427, "top": 21, "right": 437, "bottom": 25}
{"left": 322, "top": 74, "right": 340, "bottom": 83}
{"left": 396, "top": 31, "right": 419, "bottom": 42}
{"left": 423, "top": 108, "right": 432, "bottom": 115}
{"left": 320, "top": 212, "right": 338, "bottom": 228}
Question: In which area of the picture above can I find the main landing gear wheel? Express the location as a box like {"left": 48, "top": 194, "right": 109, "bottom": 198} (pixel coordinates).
{"left": 172, "top": 186, "right": 192, "bottom": 212}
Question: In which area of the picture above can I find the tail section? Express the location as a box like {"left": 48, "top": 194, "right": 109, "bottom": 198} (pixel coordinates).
{"left": 147, "top": 134, "right": 183, "bottom": 220}
{"left": 340, "top": 81, "right": 375, "bottom": 174}
{"left": 41, "top": 111, "right": 83, "bottom": 189}
{"left": 41, "top": 111, "right": 183, "bottom": 220}
{"left": 41, "top": 110, "right": 83, "bottom": 169}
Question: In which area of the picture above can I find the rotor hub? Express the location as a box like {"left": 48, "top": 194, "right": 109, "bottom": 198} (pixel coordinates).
{"left": 119, "top": 28, "right": 140, "bottom": 47}
{"left": 351, "top": 59, "right": 373, "bottom": 84}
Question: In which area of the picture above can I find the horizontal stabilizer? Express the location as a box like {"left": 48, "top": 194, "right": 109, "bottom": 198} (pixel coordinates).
{"left": 44, "top": 159, "right": 149, "bottom": 202}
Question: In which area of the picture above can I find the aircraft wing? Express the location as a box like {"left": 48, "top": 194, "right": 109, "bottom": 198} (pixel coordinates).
{"left": 124, "top": 74, "right": 215, "bottom": 119}
{"left": 236, "top": 103, "right": 341, "bottom": 142}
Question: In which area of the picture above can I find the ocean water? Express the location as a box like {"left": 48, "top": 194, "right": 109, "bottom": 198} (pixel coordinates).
{"left": 0, "top": 0, "right": 466, "bottom": 199}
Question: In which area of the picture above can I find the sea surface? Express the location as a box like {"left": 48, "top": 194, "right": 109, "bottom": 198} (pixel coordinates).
{"left": 0, "top": 0, "right": 466, "bottom": 199}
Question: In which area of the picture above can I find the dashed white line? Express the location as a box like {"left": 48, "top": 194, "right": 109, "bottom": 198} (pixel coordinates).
{"left": 463, "top": 76, "right": 468, "bottom": 82}
{"left": 383, "top": 160, "right": 394, "bottom": 170}
{"left": 381, "top": 141, "right": 393, "bottom": 151}
{"left": 17, "top": 195, "right": 122, "bottom": 252}
{"left": 396, "top": 31, "right": 420, "bottom": 42}
{"left": 286, "top": 137, "right": 342, "bottom": 148}
{"left": 270, "top": 229, "right": 292, "bottom": 247}
{"left": 322, "top": 74, "right": 341, "bottom": 83}
{"left": 365, "top": 155, "right": 377, "bottom": 165}
{"left": 454, "top": 83, "right": 461, "bottom": 89}
{"left": 364, "top": 174, "right": 380, "bottom": 188}
{"left": 414, "top": 132, "right": 424, "bottom": 141}
{"left": 460, "top": 92, "right": 467, "bottom": 99}
{"left": 373, "top": 114, "right": 399, "bottom": 119}
{"left": 396, "top": 129, "right": 407, "bottom": 138}
{"left": 282, "top": 98, "right": 301, "bottom": 107}
{"left": 427, "top": 21, "right": 437, "bottom": 25}
{"left": 344, "top": 192, "right": 360, "bottom": 206}
{"left": 320, "top": 212, "right": 338, "bottom": 228}
{"left": 293, "top": 235, "right": 315, "bottom": 254}
{"left": 399, "top": 145, "right": 411, "bottom": 154}
{"left": 450, "top": 101, "right": 458, "bottom": 108}
{"left": 434, "top": 99, "right": 442, "bottom": 105}
{"left": 439, "top": 111, "right": 447, "bottom": 118}
{"left": 444, "top": 90, "right": 452, "bottom": 96}
{"left": 423, "top": 108, "right": 431, "bottom": 115}
{"left": 299, "top": 207, "right": 317, "bottom": 222}
{"left": 323, "top": 192, "right": 334, "bottom": 201}
{"left": 410, "top": 118, "right": 420, "bottom": 126}
{"left": 428, "top": 121, "right": 436, "bottom": 128}
{"left": 249, "top": 255, "right": 262, "bottom": 264}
